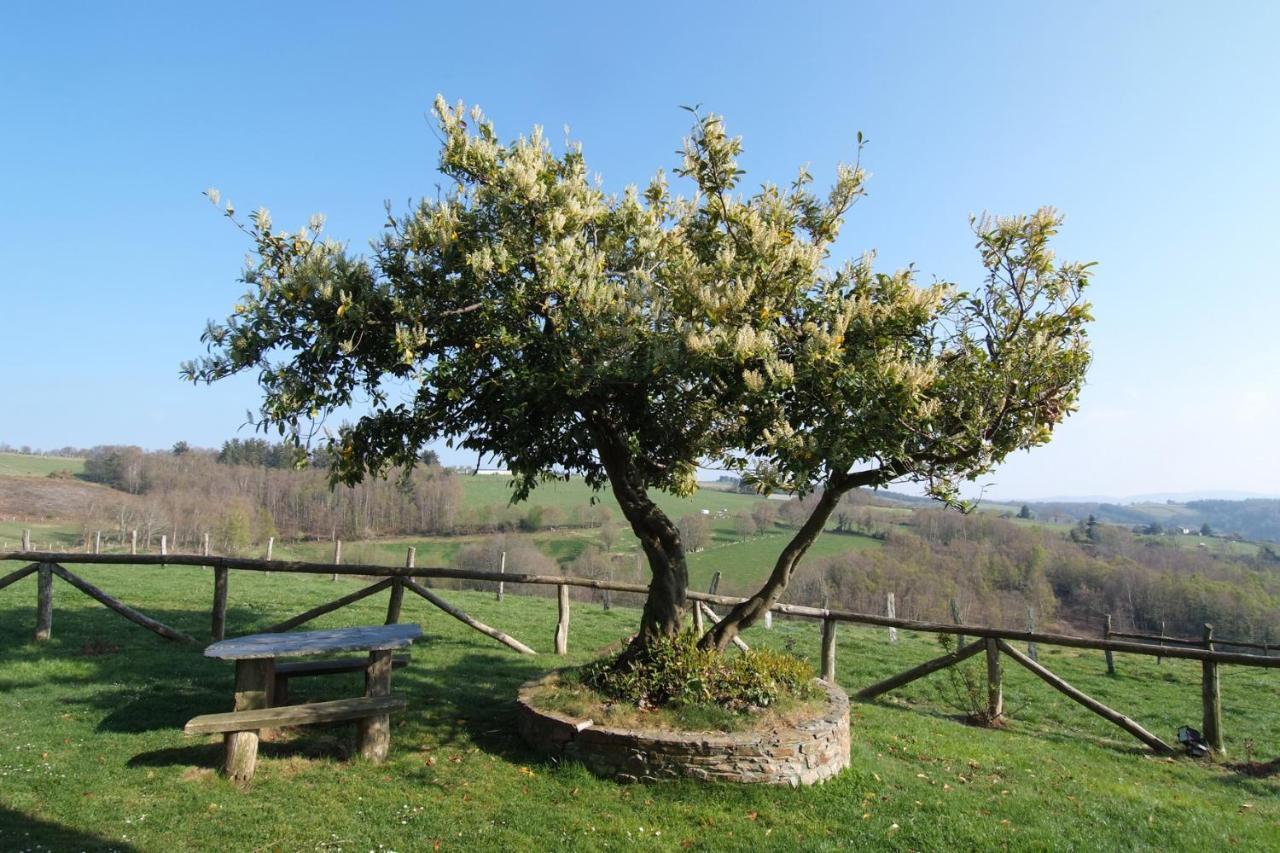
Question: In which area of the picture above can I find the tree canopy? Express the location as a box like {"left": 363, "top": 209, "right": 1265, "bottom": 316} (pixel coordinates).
{"left": 187, "top": 97, "right": 1093, "bottom": 651}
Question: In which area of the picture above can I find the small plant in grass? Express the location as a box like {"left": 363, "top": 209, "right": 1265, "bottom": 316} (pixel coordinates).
{"left": 937, "top": 634, "right": 1003, "bottom": 727}
{"left": 580, "top": 630, "right": 818, "bottom": 714}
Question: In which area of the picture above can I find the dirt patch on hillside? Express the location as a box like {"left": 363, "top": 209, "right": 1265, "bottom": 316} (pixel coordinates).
{"left": 0, "top": 476, "right": 136, "bottom": 522}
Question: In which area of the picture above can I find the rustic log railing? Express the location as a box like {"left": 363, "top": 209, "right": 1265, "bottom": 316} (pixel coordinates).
{"left": 2, "top": 547, "right": 1275, "bottom": 758}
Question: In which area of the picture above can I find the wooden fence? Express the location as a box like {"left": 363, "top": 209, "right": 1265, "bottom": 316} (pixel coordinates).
{"left": 3, "top": 544, "right": 1278, "bottom": 759}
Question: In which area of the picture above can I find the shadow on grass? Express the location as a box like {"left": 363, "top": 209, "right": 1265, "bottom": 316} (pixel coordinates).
{"left": 0, "top": 805, "right": 138, "bottom": 852}
{"left": 127, "top": 731, "right": 352, "bottom": 769}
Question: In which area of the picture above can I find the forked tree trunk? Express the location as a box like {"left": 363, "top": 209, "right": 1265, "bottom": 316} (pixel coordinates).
{"left": 590, "top": 419, "right": 688, "bottom": 646}
{"left": 700, "top": 469, "right": 877, "bottom": 652}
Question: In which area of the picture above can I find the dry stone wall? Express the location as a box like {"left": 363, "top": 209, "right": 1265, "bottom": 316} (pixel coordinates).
{"left": 516, "top": 676, "right": 850, "bottom": 787}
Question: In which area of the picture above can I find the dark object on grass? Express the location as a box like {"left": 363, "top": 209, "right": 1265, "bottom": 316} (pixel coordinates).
{"left": 1178, "top": 726, "right": 1211, "bottom": 757}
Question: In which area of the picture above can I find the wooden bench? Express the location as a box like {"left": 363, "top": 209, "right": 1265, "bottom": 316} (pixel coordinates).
{"left": 272, "top": 655, "right": 410, "bottom": 704}
{"left": 192, "top": 623, "right": 423, "bottom": 782}
{"left": 185, "top": 695, "right": 408, "bottom": 734}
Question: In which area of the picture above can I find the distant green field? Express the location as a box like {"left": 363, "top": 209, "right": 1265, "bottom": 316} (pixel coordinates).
{"left": 0, "top": 451, "right": 84, "bottom": 477}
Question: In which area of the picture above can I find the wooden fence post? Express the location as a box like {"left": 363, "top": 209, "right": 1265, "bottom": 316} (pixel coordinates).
{"left": 387, "top": 549, "right": 410, "bottom": 625}
{"left": 265, "top": 536, "right": 272, "bottom": 561}
{"left": 886, "top": 592, "right": 897, "bottom": 643}
{"left": 22, "top": 529, "right": 31, "bottom": 552}
{"left": 130, "top": 530, "right": 137, "bottom": 556}
{"left": 1026, "top": 607, "right": 1039, "bottom": 662}
{"left": 1104, "top": 614, "right": 1116, "bottom": 675}
{"left": 951, "top": 598, "right": 965, "bottom": 648}
{"left": 497, "top": 551, "right": 505, "bottom": 602}
{"left": 94, "top": 531, "right": 101, "bottom": 555}
{"left": 764, "top": 609, "right": 772, "bottom": 630}
{"left": 602, "top": 573, "right": 611, "bottom": 611}
{"left": 708, "top": 571, "right": 721, "bottom": 596}
{"left": 160, "top": 535, "right": 167, "bottom": 557}
{"left": 203, "top": 533, "right": 211, "bottom": 557}
{"left": 34, "top": 562, "right": 53, "bottom": 641}
{"left": 1202, "top": 624, "right": 1224, "bottom": 755}
{"left": 1157, "top": 620, "right": 1165, "bottom": 665}
{"left": 693, "top": 599, "right": 705, "bottom": 633}
{"left": 555, "top": 584, "right": 570, "bottom": 655}
{"left": 985, "top": 637, "right": 1003, "bottom": 722}
{"left": 332, "top": 539, "right": 341, "bottom": 582}
{"left": 212, "top": 566, "right": 228, "bottom": 641}
{"left": 821, "top": 618, "right": 837, "bottom": 684}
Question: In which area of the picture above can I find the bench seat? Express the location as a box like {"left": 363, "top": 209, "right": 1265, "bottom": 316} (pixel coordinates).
{"left": 184, "top": 695, "right": 407, "bottom": 735}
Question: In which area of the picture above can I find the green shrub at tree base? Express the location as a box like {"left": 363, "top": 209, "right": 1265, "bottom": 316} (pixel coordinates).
{"left": 580, "top": 630, "right": 818, "bottom": 712}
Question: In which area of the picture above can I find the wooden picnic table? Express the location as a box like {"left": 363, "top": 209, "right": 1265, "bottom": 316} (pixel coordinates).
{"left": 186, "top": 623, "right": 422, "bottom": 782}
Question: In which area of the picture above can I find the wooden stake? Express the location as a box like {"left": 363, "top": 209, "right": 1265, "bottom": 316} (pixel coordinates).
{"left": 693, "top": 599, "right": 705, "bottom": 634}
{"left": 386, "top": 548, "right": 412, "bottom": 625}
{"left": 212, "top": 566, "right": 229, "bottom": 641}
{"left": 332, "top": 539, "right": 341, "bottom": 582}
{"left": 34, "top": 562, "right": 53, "bottom": 641}
{"left": 555, "top": 584, "right": 570, "bottom": 655}
{"left": 951, "top": 598, "right": 965, "bottom": 648}
{"left": 856, "top": 640, "right": 985, "bottom": 700}
{"left": 51, "top": 564, "right": 198, "bottom": 643}
{"left": 94, "top": 531, "right": 101, "bottom": 555}
{"left": 402, "top": 578, "right": 536, "bottom": 655}
{"left": 203, "top": 532, "right": 211, "bottom": 557}
{"left": 265, "top": 578, "right": 395, "bottom": 633}
{"left": 1202, "top": 624, "right": 1224, "bottom": 755}
{"left": 264, "top": 536, "right": 272, "bottom": 561}
{"left": 997, "top": 639, "right": 1173, "bottom": 754}
{"left": 707, "top": 571, "right": 721, "bottom": 596}
{"left": 985, "top": 637, "right": 1003, "bottom": 722}
{"left": 1026, "top": 607, "right": 1038, "bottom": 662}
{"left": 1104, "top": 614, "right": 1116, "bottom": 675}
{"left": 1157, "top": 620, "right": 1165, "bottom": 665}
{"left": 886, "top": 592, "right": 897, "bottom": 643}
{"left": 821, "top": 618, "right": 837, "bottom": 684}
{"left": 0, "top": 562, "right": 38, "bottom": 591}
{"left": 497, "top": 551, "right": 505, "bottom": 602}
{"left": 357, "top": 650, "right": 393, "bottom": 762}
{"left": 160, "top": 535, "right": 167, "bottom": 557}
{"left": 21, "top": 529, "right": 30, "bottom": 552}
{"left": 130, "top": 530, "right": 137, "bottom": 556}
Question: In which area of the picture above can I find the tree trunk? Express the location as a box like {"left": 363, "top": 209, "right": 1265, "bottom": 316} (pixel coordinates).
{"left": 701, "top": 474, "right": 853, "bottom": 652}
{"left": 589, "top": 417, "right": 688, "bottom": 647}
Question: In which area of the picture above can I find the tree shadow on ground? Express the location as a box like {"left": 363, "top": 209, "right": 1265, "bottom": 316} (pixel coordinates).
{"left": 0, "top": 805, "right": 138, "bottom": 852}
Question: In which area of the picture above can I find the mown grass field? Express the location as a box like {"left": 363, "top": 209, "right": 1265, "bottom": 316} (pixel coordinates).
{"left": 1, "top": 562, "right": 1277, "bottom": 851}
{"left": 0, "top": 452, "right": 84, "bottom": 478}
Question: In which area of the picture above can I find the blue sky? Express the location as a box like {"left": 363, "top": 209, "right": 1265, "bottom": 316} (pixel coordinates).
{"left": 2, "top": 2, "right": 1277, "bottom": 500}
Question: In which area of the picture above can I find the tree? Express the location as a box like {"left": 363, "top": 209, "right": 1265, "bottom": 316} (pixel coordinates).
{"left": 172, "top": 440, "right": 191, "bottom": 456}
{"left": 677, "top": 513, "right": 711, "bottom": 552}
{"left": 188, "top": 97, "right": 1092, "bottom": 655}
{"left": 1017, "top": 504, "right": 1032, "bottom": 519}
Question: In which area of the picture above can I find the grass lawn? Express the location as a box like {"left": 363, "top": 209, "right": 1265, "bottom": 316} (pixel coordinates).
{"left": 0, "top": 452, "right": 84, "bottom": 478}
{"left": 1, "top": 561, "right": 1277, "bottom": 851}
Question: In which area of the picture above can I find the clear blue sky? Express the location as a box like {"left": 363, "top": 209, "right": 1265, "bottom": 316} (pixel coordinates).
{"left": 2, "top": 2, "right": 1277, "bottom": 500}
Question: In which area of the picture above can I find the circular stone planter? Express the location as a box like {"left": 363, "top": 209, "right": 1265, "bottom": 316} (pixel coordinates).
{"left": 515, "top": 675, "right": 850, "bottom": 786}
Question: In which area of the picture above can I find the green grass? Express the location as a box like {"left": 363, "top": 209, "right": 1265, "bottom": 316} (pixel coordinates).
{"left": 0, "top": 451, "right": 84, "bottom": 478}
{"left": 1, "top": 563, "right": 1277, "bottom": 850}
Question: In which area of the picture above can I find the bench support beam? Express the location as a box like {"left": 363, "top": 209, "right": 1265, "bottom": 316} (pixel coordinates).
{"left": 357, "top": 650, "right": 394, "bottom": 761}
{"left": 225, "top": 658, "right": 274, "bottom": 782}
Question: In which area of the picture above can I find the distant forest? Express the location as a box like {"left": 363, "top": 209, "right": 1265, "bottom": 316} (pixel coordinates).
{"left": 9, "top": 443, "right": 1280, "bottom": 644}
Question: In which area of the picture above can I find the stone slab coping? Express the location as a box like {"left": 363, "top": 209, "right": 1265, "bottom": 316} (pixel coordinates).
{"left": 204, "top": 623, "right": 423, "bottom": 660}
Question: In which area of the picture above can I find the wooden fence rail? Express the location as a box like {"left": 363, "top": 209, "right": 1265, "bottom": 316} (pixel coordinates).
{"left": 1, "top": 547, "right": 1275, "bottom": 759}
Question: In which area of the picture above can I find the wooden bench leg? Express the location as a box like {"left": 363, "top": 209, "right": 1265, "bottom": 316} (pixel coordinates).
{"left": 224, "top": 659, "right": 274, "bottom": 782}
{"left": 357, "top": 650, "right": 393, "bottom": 762}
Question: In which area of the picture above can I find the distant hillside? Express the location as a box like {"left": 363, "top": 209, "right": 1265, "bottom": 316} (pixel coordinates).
{"left": 1020, "top": 499, "right": 1280, "bottom": 545}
